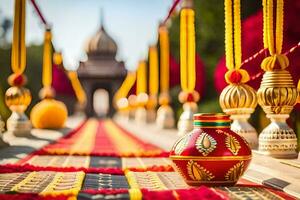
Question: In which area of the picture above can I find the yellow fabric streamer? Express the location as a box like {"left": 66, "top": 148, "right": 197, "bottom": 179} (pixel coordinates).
{"left": 42, "top": 30, "right": 52, "bottom": 87}
{"left": 11, "top": 0, "right": 26, "bottom": 74}
{"left": 224, "top": 0, "right": 250, "bottom": 84}
{"left": 261, "top": 0, "right": 287, "bottom": 71}
{"left": 159, "top": 25, "right": 170, "bottom": 93}
{"left": 149, "top": 46, "right": 159, "bottom": 96}
{"left": 114, "top": 71, "right": 136, "bottom": 103}
{"left": 136, "top": 61, "right": 147, "bottom": 94}
{"left": 67, "top": 71, "right": 87, "bottom": 105}
{"left": 180, "top": 8, "right": 196, "bottom": 92}
{"left": 224, "top": 0, "right": 242, "bottom": 69}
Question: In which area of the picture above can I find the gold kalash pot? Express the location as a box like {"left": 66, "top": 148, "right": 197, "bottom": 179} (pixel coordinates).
{"left": 258, "top": 69, "right": 298, "bottom": 158}
{"left": 5, "top": 74, "right": 32, "bottom": 136}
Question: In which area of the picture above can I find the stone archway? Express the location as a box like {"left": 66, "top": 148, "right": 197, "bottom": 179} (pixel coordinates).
{"left": 93, "top": 88, "right": 109, "bottom": 118}
{"left": 77, "top": 22, "right": 126, "bottom": 118}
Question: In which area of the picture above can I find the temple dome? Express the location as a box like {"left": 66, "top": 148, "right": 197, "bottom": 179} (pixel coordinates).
{"left": 85, "top": 25, "right": 118, "bottom": 56}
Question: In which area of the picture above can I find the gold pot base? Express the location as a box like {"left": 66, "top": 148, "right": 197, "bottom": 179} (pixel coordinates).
{"left": 147, "top": 109, "right": 156, "bottom": 123}
{"left": 156, "top": 105, "right": 175, "bottom": 129}
{"left": 258, "top": 119, "right": 298, "bottom": 158}
{"left": 135, "top": 107, "right": 147, "bottom": 124}
{"left": 177, "top": 103, "right": 197, "bottom": 136}
{"left": 7, "top": 112, "right": 31, "bottom": 137}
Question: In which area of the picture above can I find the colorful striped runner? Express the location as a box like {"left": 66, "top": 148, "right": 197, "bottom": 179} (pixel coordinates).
{"left": 0, "top": 119, "right": 296, "bottom": 200}
{"left": 39, "top": 119, "right": 166, "bottom": 157}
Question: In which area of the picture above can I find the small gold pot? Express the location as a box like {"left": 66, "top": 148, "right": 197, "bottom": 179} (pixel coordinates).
{"left": 5, "top": 86, "right": 32, "bottom": 136}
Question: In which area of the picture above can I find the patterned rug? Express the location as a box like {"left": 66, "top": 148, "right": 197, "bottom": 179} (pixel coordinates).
{"left": 0, "top": 119, "right": 296, "bottom": 200}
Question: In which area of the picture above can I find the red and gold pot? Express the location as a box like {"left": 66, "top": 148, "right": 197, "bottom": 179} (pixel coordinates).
{"left": 170, "top": 113, "right": 252, "bottom": 186}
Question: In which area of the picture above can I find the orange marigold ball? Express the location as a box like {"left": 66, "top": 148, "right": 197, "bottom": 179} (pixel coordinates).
{"left": 30, "top": 99, "right": 68, "bottom": 129}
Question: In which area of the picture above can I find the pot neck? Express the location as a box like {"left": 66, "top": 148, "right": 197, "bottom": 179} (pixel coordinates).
{"left": 193, "top": 113, "right": 231, "bottom": 128}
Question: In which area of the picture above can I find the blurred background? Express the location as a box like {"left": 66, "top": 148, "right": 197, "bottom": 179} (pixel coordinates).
{"left": 0, "top": 0, "right": 299, "bottom": 145}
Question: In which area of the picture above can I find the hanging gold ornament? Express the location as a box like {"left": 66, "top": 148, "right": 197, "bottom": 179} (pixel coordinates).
{"left": 177, "top": 0, "right": 200, "bottom": 136}
{"left": 156, "top": 24, "right": 175, "bottom": 129}
{"left": 257, "top": 0, "right": 298, "bottom": 158}
{"left": 219, "top": 0, "right": 258, "bottom": 148}
{"left": 135, "top": 61, "right": 148, "bottom": 124}
{"left": 30, "top": 28, "right": 67, "bottom": 129}
{"left": 5, "top": 0, "right": 32, "bottom": 136}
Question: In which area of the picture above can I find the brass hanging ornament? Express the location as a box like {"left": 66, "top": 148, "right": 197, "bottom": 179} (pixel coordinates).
{"left": 177, "top": 0, "right": 199, "bottom": 136}
{"left": 257, "top": 0, "right": 298, "bottom": 158}
{"left": 30, "top": 28, "right": 67, "bottom": 129}
{"left": 5, "top": 0, "right": 32, "bottom": 136}
{"left": 219, "top": 0, "right": 258, "bottom": 148}
{"left": 135, "top": 61, "right": 148, "bottom": 124}
{"left": 156, "top": 24, "right": 175, "bottom": 129}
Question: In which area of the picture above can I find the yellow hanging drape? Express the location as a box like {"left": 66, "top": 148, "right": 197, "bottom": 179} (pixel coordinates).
{"left": 149, "top": 46, "right": 159, "bottom": 96}
{"left": 42, "top": 29, "right": 52, "bottom": 87}
{"left": 68, "top": 71, "right": 87, "bottom": 105}
{"left": 114, "top": 71, "right": 136, "bottom": 103}
{"left": 159, "top": 25, "right": 169, "bottom": 94}
{"left": 136, "top": 61, "right": 147, "bottom": 95}
{"left": 261, "top": 0, "right": 288, "bottom": 71}
{"left": 224, "top": 0, "right": 241, "bottom": 69}
{"left": 180, "top": 8, "right": 196, "bottom": 93}
{"left": 224, "top": 0, "right": 249, "bottom": 84}
{"left": 11, "top": 0, "right": 26, "bottom": 74}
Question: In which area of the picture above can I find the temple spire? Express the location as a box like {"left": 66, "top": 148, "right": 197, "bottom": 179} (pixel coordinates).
{"left": 100, "top": 8, "right": 104, "bottom": 30}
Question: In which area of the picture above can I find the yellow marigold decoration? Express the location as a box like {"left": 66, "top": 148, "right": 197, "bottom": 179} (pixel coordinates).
{"left": 180, "top": 7, "right": 196, "bottom": 93}
{"left": 30, "top": 29, "right": 68, "bottom": 129}
{"left": 30, "top": 99, "right": 67, "bottom": 129}
{"left": 224, "top": 0, "right": 250, "bottom": 84}
{"left": 261, "top": 0, "right": 287, "bottom": 71}
{"left": 114, "top": 71, "right": 136, "bottom": 110}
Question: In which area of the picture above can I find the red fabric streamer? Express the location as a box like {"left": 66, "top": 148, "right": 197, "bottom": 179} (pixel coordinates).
{"left": 30, "top": 0, "right": 47, "bottom": 25}
{"left": 82, "top": 189, "right": 128, "bottom": 195}
{"left": 0, "top": 164, "right": 124, "bottom": 175}
{"left": 0, "top": 194, "right": 70, "bottom": 200}
{"left": 163, "top": 0, "right": 181, "bottom": 24}
{"left": 141, "top": 186, "right": 227, "bottom": 200}
{"left": 52, "top": 64, "right": 75, "bottom": 96}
